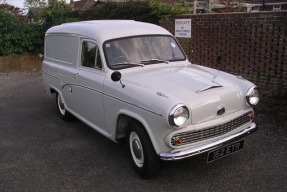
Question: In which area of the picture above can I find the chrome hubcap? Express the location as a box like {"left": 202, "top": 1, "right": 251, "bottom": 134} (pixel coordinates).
{"left": 129, "top": 131, "right": 144, "bottom": 168}
{"left": 59, "top": 99, "right": 64, "bottom": 110}
{"left": 132, "top": 139, "right": 142, "bottom": 159}
{"left": 57, "top": 95, "right": 65, "bottom": 115}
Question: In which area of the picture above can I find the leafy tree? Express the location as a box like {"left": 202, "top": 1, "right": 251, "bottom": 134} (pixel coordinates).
{"left": 0, "top": 0, "right": 6, "bottom": 6}
{"left": 149, "top": 0, "right": 189, "bottom": 19}
{"left": 24, "top": 0, "right": 47, "bottom": 22}
{"left": 79, "top": 1, "right": 189, "bottom": 25}
{"left": 0, "top": 0, "right": 25, "bottom": 17}
{"left": 42, "top": 0, "right": 78, "bottom": 31}
{"left": 24, "top": 0, "right": 47, "bottom": 8}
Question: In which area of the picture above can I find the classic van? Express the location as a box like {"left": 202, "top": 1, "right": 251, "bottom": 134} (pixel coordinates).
{"left": 42, "top": 20, "right": 259, "bottom": 178}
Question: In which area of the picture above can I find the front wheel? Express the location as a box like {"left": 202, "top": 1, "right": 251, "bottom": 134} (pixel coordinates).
{"left": 56, "top": 93, "right": 73, "bottom": 121}
{"left": 128, "top": 123, "right": 160, "bottom": 179}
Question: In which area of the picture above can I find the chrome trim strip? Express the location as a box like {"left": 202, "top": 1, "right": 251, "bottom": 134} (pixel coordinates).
{"left": 62, "top": 83, "right": 164, "bottom": 117}
{"left": 45, "top": 57, "right": 73, "bottom": 65}
{"left": 196, "top": 85, "right": 223, "bottom": 93}
{"left": 62, "top": 83, "right": 101, "bottom": 94}
{"left": 44, "top": 70, "right": 164, "bottom": 117}
{"left": 104, "top": 91, "right": 164, "bottom": 117}
{"left": 42, "top": 71, "right": 61, "bottom": 81}
{"left": 170, "top": 111, "right": 252, "bottom": 146}
{"left": 160, "top": 122, "right": 257, "bottom": 161}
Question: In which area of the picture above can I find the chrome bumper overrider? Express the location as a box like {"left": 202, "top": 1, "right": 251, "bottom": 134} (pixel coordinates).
{"left": 160, "top": 122, "right": 258, "bottom": 161}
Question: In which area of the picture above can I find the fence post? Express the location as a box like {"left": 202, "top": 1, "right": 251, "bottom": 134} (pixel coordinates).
{"left": 193, "top": 0, "right": 197, "bottom": 14}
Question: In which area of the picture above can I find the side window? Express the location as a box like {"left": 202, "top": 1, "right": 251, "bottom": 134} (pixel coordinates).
{"left": 81, "top": 41, "right": 102, "bottom": 69}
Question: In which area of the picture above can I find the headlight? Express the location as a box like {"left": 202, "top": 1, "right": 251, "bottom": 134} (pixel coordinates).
{"left": 168, "top": 104, "right": 189, "bottom": 128}
{"left": 246, "top": 86, "right": 259, "bottom": 106}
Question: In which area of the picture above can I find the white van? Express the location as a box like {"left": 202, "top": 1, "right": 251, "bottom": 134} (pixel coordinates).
{"left": 43, "top": 20, "right": 259, "bottom": 178}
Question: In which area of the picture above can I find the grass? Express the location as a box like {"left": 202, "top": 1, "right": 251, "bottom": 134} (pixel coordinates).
{"left": 0, "top": 54, "right": 43, "bottom": 73}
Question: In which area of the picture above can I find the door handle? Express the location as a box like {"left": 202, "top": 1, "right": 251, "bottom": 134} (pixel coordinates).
{"left": 73, "top": 73, "right": 79, "bottom": 78}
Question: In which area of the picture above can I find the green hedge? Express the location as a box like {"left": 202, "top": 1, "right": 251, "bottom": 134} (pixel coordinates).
{"left": 0, "top": 12, "right": 43, "bottom": 56}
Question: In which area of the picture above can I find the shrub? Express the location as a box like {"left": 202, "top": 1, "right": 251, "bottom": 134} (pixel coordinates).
{"left": 0, "top": 11, "right": 43, "bottom": 56}
{"left": 42, "top": 0, "right": 78, "bottom": 32}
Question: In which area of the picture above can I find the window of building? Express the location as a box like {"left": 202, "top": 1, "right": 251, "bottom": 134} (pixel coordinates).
{"left": 251, "top": 6, "right": 260, "bottom": 12}
{"left": 81, "top": 41, "right": 102, "bottom": 69}
{"left": 273, "top": 5, "right": 281, "bottom": 11}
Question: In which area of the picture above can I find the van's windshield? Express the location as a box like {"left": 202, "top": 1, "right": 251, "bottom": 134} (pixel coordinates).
{"left": 103, "top": 35, "right": 186, "bottom": 70}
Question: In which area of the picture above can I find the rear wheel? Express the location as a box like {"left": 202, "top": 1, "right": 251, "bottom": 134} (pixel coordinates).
{"left": 128, "top": 123, "right": 160, "bottom": 179}
{"left": 56, "top": 93, "right": 73, "bottom": 121}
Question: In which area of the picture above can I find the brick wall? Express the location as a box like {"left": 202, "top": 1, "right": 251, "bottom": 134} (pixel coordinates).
{"left": 160, "top": 11, "right": 287, "bottom": 98}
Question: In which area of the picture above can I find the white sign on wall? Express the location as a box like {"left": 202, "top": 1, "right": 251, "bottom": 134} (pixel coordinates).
{"left": 175, "top": 19, "right": 191, "bottom": 38}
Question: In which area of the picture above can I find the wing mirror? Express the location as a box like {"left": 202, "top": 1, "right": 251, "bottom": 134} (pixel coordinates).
{"left": 111, "top": 71, "right": 125, "bottom": 88}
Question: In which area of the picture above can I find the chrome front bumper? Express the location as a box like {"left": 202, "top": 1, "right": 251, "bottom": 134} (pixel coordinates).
{"left": 159, "top": 122, "right": 258, "bottom": 161}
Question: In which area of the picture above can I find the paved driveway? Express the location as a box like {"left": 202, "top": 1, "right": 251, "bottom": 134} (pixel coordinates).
{"left": 0, "top": 73, "right": 286, "bottom": 192}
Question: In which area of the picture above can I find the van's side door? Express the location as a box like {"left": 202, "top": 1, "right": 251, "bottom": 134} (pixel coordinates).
{"left": 71, "top": 39, "right": 107, "bottom": 133}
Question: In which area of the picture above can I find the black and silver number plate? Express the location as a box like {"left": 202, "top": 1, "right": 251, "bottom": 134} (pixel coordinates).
{"left": 207, "top": 140, "right": 244, "bottom": 163}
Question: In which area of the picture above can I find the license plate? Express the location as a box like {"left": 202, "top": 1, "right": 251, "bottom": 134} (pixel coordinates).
{"left": 207, "top": 140, "right": 244, "bottom": 163}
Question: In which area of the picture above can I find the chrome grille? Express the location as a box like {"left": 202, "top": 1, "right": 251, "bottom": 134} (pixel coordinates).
{"left": 171, "top": 112, "right": 252, "bottom": 146}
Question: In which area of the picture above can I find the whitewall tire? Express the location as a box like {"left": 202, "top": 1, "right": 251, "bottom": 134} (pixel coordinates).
{"left": 56, "top": 93, "right": 73, "bottom": 121}
{"left": 128, "top": 122, "right": 160, "bottom": 179}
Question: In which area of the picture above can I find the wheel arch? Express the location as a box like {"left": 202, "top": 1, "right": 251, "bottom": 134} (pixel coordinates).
{"left": 115, "top": 113, "right": 143, "bottom": 141}
{"left": 49, "top": 86, "right": 67, "bottom": 108}
{"left": 115, "top": 111, "right": 159, "bottom": 154}
{"left": 49, "top": 85, "right": 61, "bottom": 95}
{"left": 50, "top": 87, "right": 57, "bottom": 94}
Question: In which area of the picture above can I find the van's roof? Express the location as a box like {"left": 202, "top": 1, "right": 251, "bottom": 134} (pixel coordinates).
{"left": 46, "top": 20, "right": 172, "bottom": 44}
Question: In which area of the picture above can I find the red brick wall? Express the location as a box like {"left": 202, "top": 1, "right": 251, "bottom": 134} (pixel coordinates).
{"left": 160, "top": 11, "right": 287, "bottom": 98}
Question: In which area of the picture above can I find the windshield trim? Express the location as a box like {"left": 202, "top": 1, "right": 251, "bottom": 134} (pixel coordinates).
{"left": 103, "top": 34, "right": 187, "bottom": 70}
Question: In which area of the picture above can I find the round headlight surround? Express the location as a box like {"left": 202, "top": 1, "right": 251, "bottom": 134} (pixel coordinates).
{"left": 168, "top": 104, "right": 189, "bottom": 128}
{"left": 246, "top": 86, "right": 259, "bottom": 106}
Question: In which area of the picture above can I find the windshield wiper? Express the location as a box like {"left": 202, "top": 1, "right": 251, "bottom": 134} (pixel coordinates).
{"left": 112, "top": 62, "right": 144, "bottom": 67}
{"left": 141, "top": 59, "right": 169, "bottom": 64}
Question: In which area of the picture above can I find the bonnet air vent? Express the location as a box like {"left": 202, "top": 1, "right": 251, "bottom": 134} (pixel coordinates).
{"left": 196, "top": 85, "right": 223, "bottom": 93}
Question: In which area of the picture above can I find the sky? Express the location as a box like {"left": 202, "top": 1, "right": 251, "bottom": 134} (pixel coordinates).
{"left": 3, "top": 0, "right": 71, "bottom": 9}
